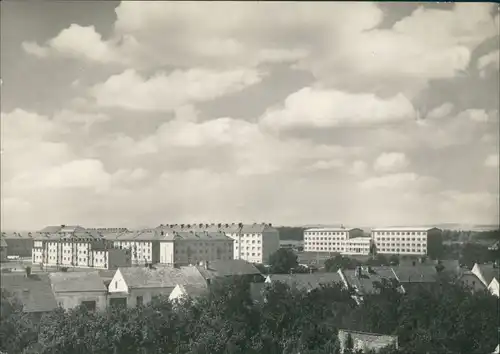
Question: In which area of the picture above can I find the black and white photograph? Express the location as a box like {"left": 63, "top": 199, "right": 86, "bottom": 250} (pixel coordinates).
{"left": 0, "top": 2, "right": 499, "bottom": 354}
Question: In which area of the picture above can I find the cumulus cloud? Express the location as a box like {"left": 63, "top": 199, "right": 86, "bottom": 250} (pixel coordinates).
{"left": 426, "top": 103, "right": 454, "bottom": 120}
{"left": 360, "top": 172, "right": 438, "bottom": 190}
{"left": 90, "top": 68, "right": 263, "bottom": 111}
{"left": 23, "top": 3, "right": 498, "bottom": 94}
{"left": 485, "top": 154, "right": 499, "bottom": 168}
{"left": 259, "top": 87, "right": 415, "bottom": 130}
{"left": 477, "top": 49, "right": 500, "bottom": 77}
{"left": 373, "top": 152, "right": 410, "bottom": 173}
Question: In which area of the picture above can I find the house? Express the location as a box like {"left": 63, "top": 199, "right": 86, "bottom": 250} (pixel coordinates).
{"left": 108, "top": 265, "right": 207, "bottom": 308}
{"left": 458, "top": 271, "right": 487, "bottom": 293}
{"left": 390, "top": 265, "right": 438, "bottom": 291}
{"left": 169, "top": 284, "right": 207, "bottom": 302}
{"left": 103, "top": 229, "right": 161, "bottom": 265}
{"left": 492, "top": 344, "right": 499, "bottom": 354}
{"left": 195, "top": 259, "right": 264, "bottom": 285}
{"left": 264, "top": 272, "right": 343, "bottom": 292}
{"left": 471, "top": 263, "right": 499, "bottom": 297}
{"left": 338, "top": 266, "right": 402, "bottom": 302}
{"left": 338, "top": 329, "right": 398, "bottom": 353}
{"left": 0, "top": 273, "right": 58, "bottom": 321}
{"left": 49, "top": 271, "right": 107, "bottom": 311}
{"left": 0, "top": 237, "right": 7, "bottom": 262}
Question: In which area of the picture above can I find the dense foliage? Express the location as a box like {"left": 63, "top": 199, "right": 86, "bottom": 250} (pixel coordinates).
{"left": 1, "top": 274, "right": 498, "bottom": 354}
{"left": 276, "top": 227, "right": 306, "bottom": 241}
{"left": 268, "top": 248, "right": 299, "bottom": 274}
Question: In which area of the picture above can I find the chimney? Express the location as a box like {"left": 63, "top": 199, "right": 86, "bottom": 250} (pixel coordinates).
{"left": 160, "top": 231, "right": 164, "bottom": 236}
{"left": 204, "top": 260, "right": 209, "bottom": 270}
{"left": 355, "top": 266, "right": 362, "bottom": 278}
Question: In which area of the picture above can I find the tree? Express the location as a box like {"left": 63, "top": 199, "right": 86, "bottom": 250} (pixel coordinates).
{"left": 268, "top": 248, "right": 298, "bottom": 274}
{"left": 324, "top": 255, "right": 360, "bottom": 272}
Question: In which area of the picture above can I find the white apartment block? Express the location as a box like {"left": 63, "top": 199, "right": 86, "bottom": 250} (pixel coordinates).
{"left": 156, "top": 222, "right": 280, "bottom": 264}
{"left": 304, "top": 227, "right": 368, "bottom": 255}
{"left": 103, "top": 230, "right": 161, "bottom": 265}
{"left": 33, "top": 225, "right": 131, "bottom": 270}
{"left": 370, "top": 227, "right": 441, "bottom": 256}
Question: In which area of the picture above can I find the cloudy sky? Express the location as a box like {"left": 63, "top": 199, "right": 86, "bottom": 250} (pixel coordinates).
{"left": 1, "top": 2, "right": 499, "bottom": 230}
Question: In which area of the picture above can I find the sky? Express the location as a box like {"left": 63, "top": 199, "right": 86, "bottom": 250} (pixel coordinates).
{"left": 0, "top": 2, "right": 499, "bottom": 230}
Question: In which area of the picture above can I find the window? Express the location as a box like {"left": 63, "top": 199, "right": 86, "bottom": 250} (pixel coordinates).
{"left": 81, "top": 300, "right": 96, "bottom": 311}
{"left": 115, "top": 281, "right": 118, "bottom": 289}
{"left": 136, "top": 296, "right": 143, "bottom": 307}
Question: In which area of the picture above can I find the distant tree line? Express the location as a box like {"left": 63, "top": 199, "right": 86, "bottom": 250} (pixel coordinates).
{"left": 2, "top": 272, "right": 497, "bottom": 354}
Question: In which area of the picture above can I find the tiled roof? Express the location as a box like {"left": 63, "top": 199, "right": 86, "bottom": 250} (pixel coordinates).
{"left": 474, "top": 263, "right": 499, "bottom": 285}
{"left": 195, "top": 259, "right": 262, "bottom": 279}
{"left": 179, "top": 284, "right": 207, "bottom": 298}
{"left": 49, "top": 271, "right": 107, "bottom": 292}
{"left": 391, "top": 265, "right": 438, "bottom": 283}
{"left": 1, "top": 274, "right": 58, "bottom": 313}
{"left": 267, "top": 273, "right": 343, "bottom": 291}
{"left": 1, "top": 232, "right": 34, "bottom": 239}
{"left": 342, "top": 268, "right": 399, "bottom": 295}
{"left": 338, "top": 329, "right": 398, "bottom": 352}
{"left": 38, "top": 226, "right": 64, "bottom": 233}
{"left": 156, "top": 223, "right": 277, "bottom": 234}
{"left": 119, "top": 265, "right": 207, "bottom": 289}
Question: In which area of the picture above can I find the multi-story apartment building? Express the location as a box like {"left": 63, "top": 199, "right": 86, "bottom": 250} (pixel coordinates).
{"left": 303, "top": 227, "right": 368, "bottom": 255}
{"left": 32, "top": 225, "right": 131, "bottom": 270}
{"left": 1, "top": 231, "right": 34, "bottom": 257}
{"left": 156, "top": 222, "right": 280, "bottom": 264}
{"left": 157, "top": 230, "right": 234, "bottom": 266}
{"left": 103, "top": 229, "right": 161, "bottom": 265}
{"left": 370, "top": 227, "right": 443, "bottom": 257}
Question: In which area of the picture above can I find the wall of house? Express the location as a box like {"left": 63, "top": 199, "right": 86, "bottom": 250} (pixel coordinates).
{"left": 460, "top": 273, "right": 487, "bottom": 292}
{"left": 108, "top": 270, "right": 129, "bottom": 293}
{"left": 169, "top": 285, "right": 186, "bottom": 301}
{"left": 3, "top": 238, "right": 33, "bottom": 257}
{"left": 371, "top": 230, "right": 427, "bottom": 256}
{"left": 54, "top": 291, "right": 107, "bottom": 311}
{"left": 160, "top": 241, "right": 175, "bottom": 265}
{"left": 107, "top": 249, "right": 132, "bottom": 269}
{"left": 171, "top": 240, "right": 233, "bottom": 266}
{"left": 488, "top": 278, "right": 499, "bottom": 297}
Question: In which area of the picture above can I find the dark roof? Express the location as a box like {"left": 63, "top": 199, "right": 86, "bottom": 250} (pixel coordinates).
{"left": 49, "top": 271, "right": 107, "bottom": 292}
{"left": 391, "top": 265, "right": 437, "bottom": 283}
{"left": 0, "top": 238, "right": 7, "bottom": 247}
{"left": 266, "top": 273, "right": 343, "bottom": 291}
{"left": 195, "top": 260, "right": 261, "bottom": 279}
{"left": 38, "top": 226, "right": 64, "bottom": 233}
{"left": 156, "top": 223, "right": 277, "bottom": 234}
{"left": 342, "top": 268, "right": 399, "bottom": 295}
{"left": 180, "top": 284, "right": 207, "bottom": 298}
{"left": 474, "top": 264, "right": 498, "bottom": 285}
{"left": 118, "top": 266, "right": 207, "bottom": 289}
{"left": 338, "top": 329, "right": 398, "bottom": 352}
{"left": 1, "top": 273, "right": 58, "bottom": 313}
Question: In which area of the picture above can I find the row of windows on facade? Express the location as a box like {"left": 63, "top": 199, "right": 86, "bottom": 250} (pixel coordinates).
{"left": 235, "top": 246, "right": 262, "bottom": 250}
{"left": 304, "top": 232, "right": 348, "bottom": 236}
{"left": 374, "top": 231, "right": 427, "bottom": 236}
{"left": 377, "top": 242, "right": 426, "bottom": 247}
{"left": 305, "top": 242, "right": 369, "bottom": 246}
{"left": 234, "top": 239, "right": 261, "bottom": 244}
{"left": 174, "top": 248, "right": 232, "bottom": 254}
{"left": 305, "top": 236, "right": 348, "bottom": 241}
{"left": 378, "top": 248, "right": 425, "bottom": 253}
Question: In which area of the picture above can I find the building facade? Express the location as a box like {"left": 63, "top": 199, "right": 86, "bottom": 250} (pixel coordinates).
{"left": 103, "top": 230, "right": 161, "bottom": 265}
{"left": 1, "top": 232, "right": 34, "bottom": 257}
{"left": 0, "top": 238, "right": 7, "bottom": 262}
{"left": 370, "top": 227, "right": 442, "bottom": 257}
{"left": 156, "top": 223, "right": 280, "bottom": 264}
{"left": 32, "top": 225, "right": 131, "bottom": 270}
{"left": 303, "top": 227, "right": 367, "bottom": 255}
